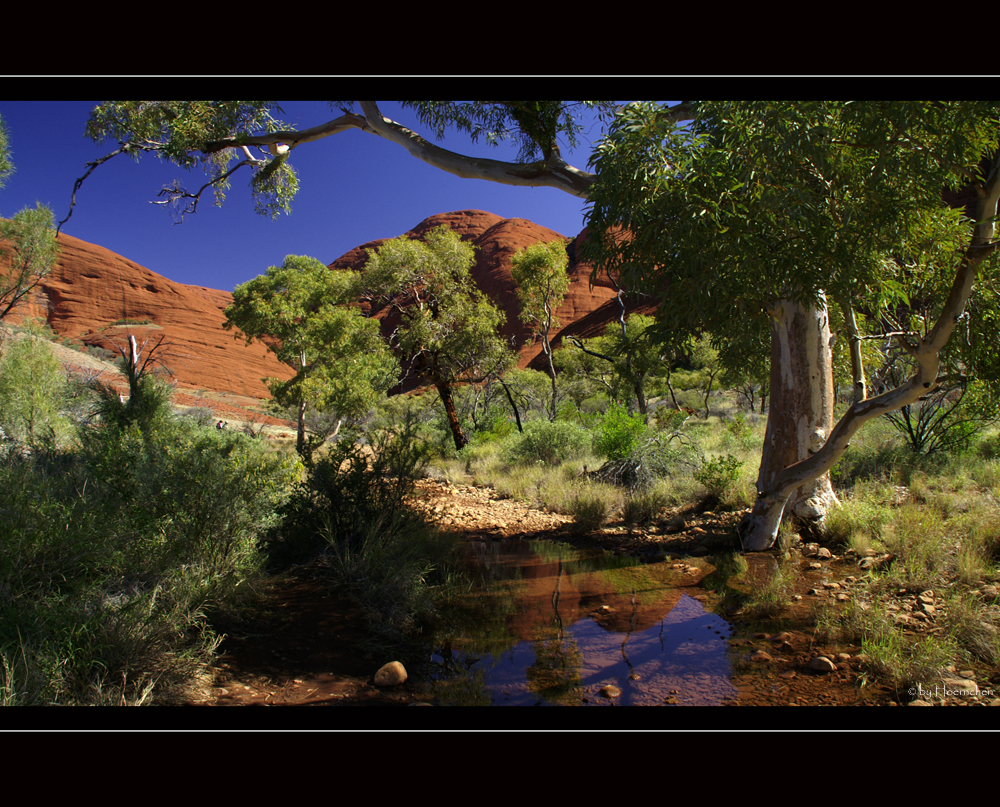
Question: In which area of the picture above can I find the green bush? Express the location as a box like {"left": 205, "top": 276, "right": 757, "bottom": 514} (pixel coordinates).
{"left": 594, "top": 402, "right": 646, "bottom": 462}
{"left": 0, "top": 331, "right": 68, "bottom": 449}
{"left": 505, "top": 418, "right": 591, "bottom": 465}
{"left": 0, "top": 418, "right": 298, "bottom": 705}
{"left": 694, "top": 453, "right": 744, "bottom": 495}
{"left": 276, "top": 411, "right": 459, "bottom": 650}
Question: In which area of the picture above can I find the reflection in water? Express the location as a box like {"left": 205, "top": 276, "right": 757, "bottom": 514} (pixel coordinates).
{"left": 428, "top": 540, "right": 738, "bottom": 706}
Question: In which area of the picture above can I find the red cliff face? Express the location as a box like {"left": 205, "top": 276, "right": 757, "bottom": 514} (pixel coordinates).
{"left": 4, "top": 211, "right": 654, "bottom": 401}
{"left": 6, "top": 231, "right": 294, "bottom": 399}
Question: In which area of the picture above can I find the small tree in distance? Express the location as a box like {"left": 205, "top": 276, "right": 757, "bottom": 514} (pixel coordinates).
{"left": 224, "top": 255, "right": 396, "bottom": 459}
{"left": 0, "top": 114, "right": 59, "bottom": 328}
{"left": 510, "top": 239, "right": 571, "bottom": 421}
{"left": 359, "top": 226, "right": 517, "bottom": 451}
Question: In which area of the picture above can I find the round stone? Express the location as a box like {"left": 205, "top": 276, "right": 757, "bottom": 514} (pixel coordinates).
{"left": 374, "top": 661, "right": 407, "bottom": 687}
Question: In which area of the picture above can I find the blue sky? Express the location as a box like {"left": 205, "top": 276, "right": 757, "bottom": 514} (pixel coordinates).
{"left": 0, "top": 100, "right": 621, "bottom": 292}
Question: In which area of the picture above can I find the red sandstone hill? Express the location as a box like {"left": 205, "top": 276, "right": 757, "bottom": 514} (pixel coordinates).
{"left": 4, "top": 210, "right": 655, "bottom": 402}
{"left": 329, "top": 210, "right": 656, "bottom": 374}
{"left": 8, "top": 231, "right": 295, "bottom": 399}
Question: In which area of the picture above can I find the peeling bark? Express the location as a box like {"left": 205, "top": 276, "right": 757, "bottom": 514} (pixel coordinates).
{"left": 742, "top": 295, "right": 840, "bottom": 551}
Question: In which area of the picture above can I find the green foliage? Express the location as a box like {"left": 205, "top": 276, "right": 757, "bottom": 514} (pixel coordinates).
{"left": 0, "top": 330, "right": 67, "bottom": 449}
{"left": 275, "top": 410, "right": 453, "bottom": 649}
{"left": 360, "top": 226, "right": 516, "bottom": 449}
{"left": 0, "top": 112, "right": 12, "bottom": 189}
{"left": 500, "top": 368, "right": 556, "bottom": 420}
{"left": 510, "top": 240, "right": 571, "bottom": 333}
{"left": 0, "top": 203, "right": 59, "bottom": 321}
{"left": 86, "top": 101, "right": 293, "bottom": 215}
{"left": 882, "top": 375, "right": 1000, "bottom": 456}
{"left": 694, "top": 454, "right": 744, "bottom": 496}
{"left": 225, "top": 255, "right": 396, "bottom": 457}
{"left": 556, "top": 314, "right": 669, "bottom": 414}
{"left": 0, "top": 417, "right": 297, "bottom": 704}
{"left": 593, "top": 401, "right": 646, "bottom": 461}
{"left": 275, "top": 409, "right": 430, "bottom": 565}
{"left": 89, "top": 370, "right": 174, "bottom": 436}
{"left": 510, "top": 239, "right": 571, "bottom": 419}
{"left": 399, "top": 101, "right": 617, "bottom": 163}
{"left": 504, "top": 418, "right": 591, "bottom": 466}
{"left": 584, "top": 99, "right": 1000, "bottom": 399}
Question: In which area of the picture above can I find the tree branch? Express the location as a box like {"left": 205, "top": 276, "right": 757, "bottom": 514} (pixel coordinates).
{"left": 58, "top": 143, "right": 156, "bottom": 235}
{"left": 151, "top": 158, "right": 258, "bottom": 223}
{"left": 357, "top": 102, "right": 597, "bottom": 198}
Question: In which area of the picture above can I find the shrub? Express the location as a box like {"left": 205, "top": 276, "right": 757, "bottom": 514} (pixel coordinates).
{"left": 882, "top": 375, "right": 1000, "bottom": 456}
{"left": 0, "top": 331, "right": 67, "bottom": 449}
{"left": 274, "top": 411, "right": 456, "bottom": 650}
{"left": 594, "top": 402, "right": 647, "bottom": 462}
{"left": 505, "top": 418, "right": 591, "bottom": 466}
{"left": 694, "top": 453, "right": 744, "bottom": 496}
{"left": 591, "top": 430, "right": 700, "bottom": 491}
{"left": 0, "top": 419, "right": 297, "bottom": 704}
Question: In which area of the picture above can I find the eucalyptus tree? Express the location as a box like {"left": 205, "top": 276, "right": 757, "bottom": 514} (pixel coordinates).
{"left": 358, "top": 225, "right": 516, "bottom": 451}
{"left": 224, "top": 256, "right": 396, "bottom": 458}
{"left": 585, "top": 100, "right": 1000, "bottom": 550}
{"left": 510, "top": 239, "right": 571, "bottom": 420}
{"left": 562, "top": 312, "right": 671, "bottom": 418}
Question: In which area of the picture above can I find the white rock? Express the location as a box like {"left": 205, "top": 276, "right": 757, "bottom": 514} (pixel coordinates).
{"left": 374, "top": 661, "right": 407, "bottom": 687}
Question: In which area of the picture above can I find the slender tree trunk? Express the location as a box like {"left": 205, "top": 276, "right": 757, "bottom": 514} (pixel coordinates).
{"left": 435, "top": 379, "right": 469, "bottom": 451}
{"left": 296, "top": 398, "right": 307, "bottom": 457}
{"left": 296, "top": 350, "right": 308, "bottom": 457}
{"left": 665, "top": 371, "right": 681, "bottom": 411}
{"left": 742, "top": 295, "right": 840, "bottom": 550}
{"left": 633, "top": 374, "right": 648, "bottom": 418}
{"left": 497, "top": 376, "right": 523, "bottom": 433}
{"left": 543, "top": 335, "right": 558, "bottom": 422}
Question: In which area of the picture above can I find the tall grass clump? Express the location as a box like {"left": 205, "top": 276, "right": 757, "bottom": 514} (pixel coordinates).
{"left": 875, "top": 506, "right": 951, "bottom": 593}
{"left": 823, "top": 481, "right": 894, "bottom": 554}
{"left": 862, "top": 632, "right": 957, "bottom": 696}
{"left": 569, "top": 486, "right": 619, "bottom": 534}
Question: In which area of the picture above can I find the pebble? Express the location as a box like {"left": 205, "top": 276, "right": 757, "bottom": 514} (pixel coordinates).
{"left": 808, "top": 656, "right": 837, "bottom": 673}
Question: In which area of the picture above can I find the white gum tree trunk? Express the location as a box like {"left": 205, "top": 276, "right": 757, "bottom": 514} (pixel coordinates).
{"left": 740, "top": 147, "right": 1000, "bottom": 553}
{"left": 742, "top": 295, "right": 840, "bottom": 550}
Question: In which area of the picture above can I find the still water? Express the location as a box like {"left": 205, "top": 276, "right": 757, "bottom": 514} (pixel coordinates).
{"left": 424, "top": 538, "right": 738, "bottom": 706}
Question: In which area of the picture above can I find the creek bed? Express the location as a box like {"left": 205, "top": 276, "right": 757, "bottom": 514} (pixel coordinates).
{"left": 421, "top": 538, "right": 739, "bottom": 706}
